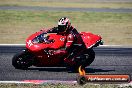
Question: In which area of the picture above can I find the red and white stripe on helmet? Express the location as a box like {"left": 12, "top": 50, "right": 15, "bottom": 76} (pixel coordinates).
{"left": 58, "top": 17, "right": 71, "bottom": 26}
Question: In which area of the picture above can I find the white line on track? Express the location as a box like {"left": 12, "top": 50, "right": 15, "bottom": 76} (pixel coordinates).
{"left": 1, "top": 44, "right": 132, "bottom": 48}
{"left": 0, "top": 44, "right": 25, "bottom": 46}
{"left": 0, "top": 44, "right": 125, "bottom": 47}
{"left": 0, "top": 80, "right": 77, "bottom": 84}
{"left": 0, "top": 80, "right": 132, "bottom": 86}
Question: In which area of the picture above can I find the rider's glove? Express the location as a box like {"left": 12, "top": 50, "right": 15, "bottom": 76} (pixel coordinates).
{"left": 53, "top": 50, "right": 67, "bottom": 55}
{"left": 64, "top": 58, "right": 76, "bottom": 65}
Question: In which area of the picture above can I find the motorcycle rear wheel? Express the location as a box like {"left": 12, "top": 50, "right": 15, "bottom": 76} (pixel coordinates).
{"left": 70, "top": 48, "right": 95, "bottom": 72}
{"left": 82, "top": 48, "right": 95, "bottom": 67}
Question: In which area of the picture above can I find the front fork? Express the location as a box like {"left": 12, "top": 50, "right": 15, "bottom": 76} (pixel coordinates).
{"left": 22, "top": 49, "right": 35, "bottom": 65}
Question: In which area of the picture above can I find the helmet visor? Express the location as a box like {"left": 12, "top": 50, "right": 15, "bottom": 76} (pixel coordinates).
{"left": 58, "top": 25, "right": 66, "bottom": 32}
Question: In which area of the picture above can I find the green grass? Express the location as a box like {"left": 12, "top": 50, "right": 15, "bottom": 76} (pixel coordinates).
{"left": 0, "top": 10, "right": 132, "bottom": 45}
{"left": 0, "top": 0, "right": 132, "bottom": 9}
{"left": 0, "top": 83, "right": 131, "bottom": 88}
{"left": 0, "top": 83, "right": 123, "bottom": 88}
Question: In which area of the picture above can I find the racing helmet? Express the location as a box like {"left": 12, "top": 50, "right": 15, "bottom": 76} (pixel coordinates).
{"left": 58, "top": 17, "right": 71, "bottom": 33}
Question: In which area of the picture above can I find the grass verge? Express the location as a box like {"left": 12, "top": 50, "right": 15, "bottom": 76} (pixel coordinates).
{"left": 0, "top": 83, "right": 125, "bottom": 88}
{"left": 0, "top": 10, "right": 132, "bottom": 45}
{"left": 0, "top": 0, "right": 132, "bottom": 9}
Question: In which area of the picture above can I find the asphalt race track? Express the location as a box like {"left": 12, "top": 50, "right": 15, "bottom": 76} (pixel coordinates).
{"left": 0, "top": 45, "right": 132, "bottom": 81}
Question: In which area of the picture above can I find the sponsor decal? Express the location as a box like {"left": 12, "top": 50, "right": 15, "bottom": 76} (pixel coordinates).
{"left": 27, "top": 40, "right": 33, "bottom": 47}
{"left": 77, "top": 66, "right": 130, "bottom": 85}
{"left": 60, "top": 37, "right": 65, "bottom": 41}
{"left": 85, "top": 74, "right": 130, "bottom": 83}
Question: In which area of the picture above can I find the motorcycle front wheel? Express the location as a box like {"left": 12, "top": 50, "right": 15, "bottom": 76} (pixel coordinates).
{"left": 12, "top": 50, "right": 34, "bottom": 69}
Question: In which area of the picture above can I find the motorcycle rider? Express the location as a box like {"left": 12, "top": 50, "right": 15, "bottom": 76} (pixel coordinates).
{"left": 46, "top": 17, "right": 86, "bottom": 66}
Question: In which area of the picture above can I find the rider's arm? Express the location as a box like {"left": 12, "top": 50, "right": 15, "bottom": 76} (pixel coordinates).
{"left": 53, "top": 34, "right": 74, "bottom": 55}
{"left": 46, "top": 27, "right": 58, "bottom": 33}
{"left": 65, "top": 33, "right": 74, "bottom": 51}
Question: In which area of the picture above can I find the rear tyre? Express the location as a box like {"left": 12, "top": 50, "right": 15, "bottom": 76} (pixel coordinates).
{"left": 83, "top": 49, "right": 95, "bottom": 67}
{"left": 66, "top": 49, "right": 95, "bottom": 72}
{"left": 12, "top": 50, "right": 34, "bottom": 70}
{"left": 73, "top": 49, "right": 95, "bottom": 71}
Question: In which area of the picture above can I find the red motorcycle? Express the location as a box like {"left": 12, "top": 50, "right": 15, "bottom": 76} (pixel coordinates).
{"left": 12, "top": 29, "right": 103, "bottom": 71}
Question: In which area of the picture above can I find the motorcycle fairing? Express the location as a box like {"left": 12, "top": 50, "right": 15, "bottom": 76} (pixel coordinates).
{"left": 80, "top": 32, "right": 102, "bottom": 48}
{"left": 26, "top": 32, "right": 66, "bottom": 52}
{"left": 26, "top": 31, "right": 102, "bottom": 52}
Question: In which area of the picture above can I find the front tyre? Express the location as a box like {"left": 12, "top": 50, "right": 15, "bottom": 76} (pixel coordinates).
{"left": 12, "top": 50, "right": 33, "bottom": 69}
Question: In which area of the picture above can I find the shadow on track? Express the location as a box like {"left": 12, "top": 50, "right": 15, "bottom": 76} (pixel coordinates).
{"left": 85, "top": 68, "right": 115, "bottom": 73}
{"left": 26, "top": 67, "right": 115, "bottom": 73}
{"left": 27, "top": 67, "right": 67, "bottom": 72}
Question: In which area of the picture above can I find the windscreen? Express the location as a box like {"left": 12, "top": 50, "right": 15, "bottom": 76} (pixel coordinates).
{"left": 32, "top": 33, "right": 50, "bottom": 44}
